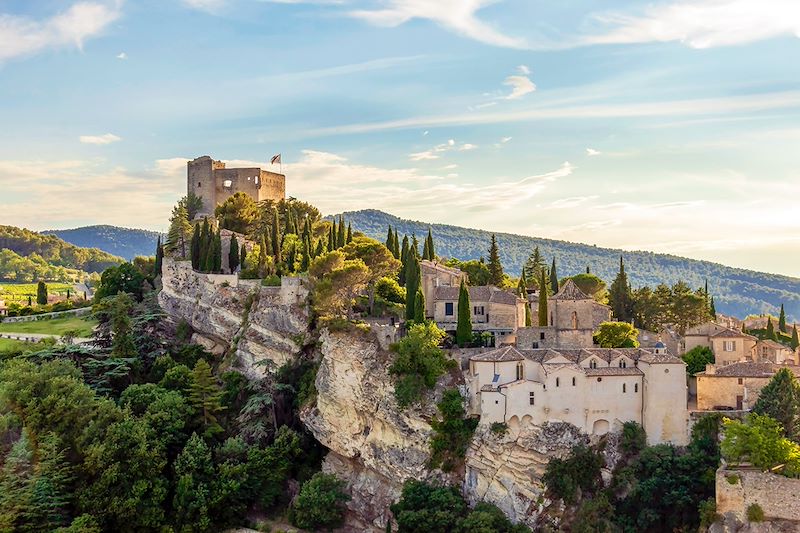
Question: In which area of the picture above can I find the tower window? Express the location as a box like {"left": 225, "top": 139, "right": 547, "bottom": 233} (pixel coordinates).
{"left": 556, "top": 377, "right": 560, "bottom": 387}
{"left": 198, "top": 182, "right": 201, "bottom": 187}
{"left": 540, "top": 332, "right": 545, "bottom": 340}
{"left": 623, "top": 383, "right": 627, "bottom": 393}
{"left": 619, "top": 360, "right": 627, "bottom": 368}
{"left": 529, "top": 392, "right": 535, "bottom": 405}
{"left": 590, "top": 359, "right": 597, "bottom": 369}
{"left": 634, "top": 383, "right": 638, "bottom": 393}
{"left": 572, "top": 377, "right": 576, "bottom": 386}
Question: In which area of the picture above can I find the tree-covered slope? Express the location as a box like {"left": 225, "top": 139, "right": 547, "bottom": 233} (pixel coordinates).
{"left": 43, "top": 225, "right": 161, "bottom": 261}
{"left": 333, "top": 209, "right": 800, "bottom": 321}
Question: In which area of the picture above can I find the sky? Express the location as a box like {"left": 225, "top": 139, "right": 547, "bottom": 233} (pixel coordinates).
{"left": 0, "top": 0, "right": 799, "bottom": 276}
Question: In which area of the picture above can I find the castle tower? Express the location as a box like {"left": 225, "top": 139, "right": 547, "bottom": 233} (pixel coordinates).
{"left": 187, "top": 155, "right": 285, "bottom": 218}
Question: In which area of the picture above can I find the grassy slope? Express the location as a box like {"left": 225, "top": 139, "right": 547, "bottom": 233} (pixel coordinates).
{"left": 334, "top": 209, "right": 800, "bottom": 321}
{"left": 0, "top": 316, "right": 97, "bottom": 337}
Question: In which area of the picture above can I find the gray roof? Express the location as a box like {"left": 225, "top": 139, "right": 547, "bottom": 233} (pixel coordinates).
{"left": 433, "top": 285, "right": 521, "bottom": 305}
{"left": 702, "top": 362, "right": 800, "bottom": 378}
{"left": 585, "top": 367, "right": 644, "bottom": 377}
{"left": 551, "top": 279, "right": 591, "bottom": 301}
{"left": 470, "top": 346, "right": 525, "bottom": 362}
{"left": 711, "top": 327, "right": 757, "bottom": 340}
{"left": 518, "top": 347, "right": 683, "bottom": 365}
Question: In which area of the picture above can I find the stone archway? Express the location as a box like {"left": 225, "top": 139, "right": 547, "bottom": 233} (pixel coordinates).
{"left": 592, "top": 419, "right": 610, "bottom": 435}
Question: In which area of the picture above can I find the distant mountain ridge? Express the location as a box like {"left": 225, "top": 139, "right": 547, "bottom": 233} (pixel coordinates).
{"left": 331, "top": 209, "right": 800, "bottom": 321}
{"left": 43, "top": 225, "right": 161, "bottom": 261}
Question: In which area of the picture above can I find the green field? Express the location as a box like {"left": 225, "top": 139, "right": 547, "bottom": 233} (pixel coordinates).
{"left": 0, "top": 316, "right": 97, "bottom": 337}
{"left": 0, "top": 282, "right": 75, "bottom": 303}
{"left": 0, "top": 337, "right": 40, "bottom": 357}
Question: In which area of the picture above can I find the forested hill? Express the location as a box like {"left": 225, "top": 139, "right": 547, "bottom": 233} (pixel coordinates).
{"left": 0, "top": 225, "right": 123, "bottom": 281}
{"left": 43, "top": 225, "right": 161, "bottom": 261}
{"left": 333, "top": 209, "right": 800, "bottom": 321}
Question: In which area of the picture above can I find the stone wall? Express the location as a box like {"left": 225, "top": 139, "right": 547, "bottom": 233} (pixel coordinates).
{"left": 1, "top": 307, "right": 92, "bottom": 323}
{"left": 716, "top": 465, "right": 800, "bottom": 523}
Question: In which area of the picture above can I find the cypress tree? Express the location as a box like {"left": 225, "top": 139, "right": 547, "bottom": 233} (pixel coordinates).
{"left": 199, "top": 218, "right": 210, "bottom": 271}
{"left": 411, "top": 234, "right": 420, "bottom": 258}
{"left": 337, "top": 216, "right": 346, "bottom": 248}
{"left": 385, "top": 226, "right": 394, "bottom": 252}
{"left": 766, "top": 317, "right": 776, "bottom": 340}
{"left": 212, "top": 230, "right": 222, "bottom": 273}
{"left": 426, "top": 228, "right": 435, "bottom": 260}
{"left": 271, "top": 208, "right": 281, "bottom": 259}
{"left": 36, "top": 281, "right": 48, "bottom": 305}
{"left": 28, "top": 295, "right": 32, "bottom": 307}
{"left": 524, "top": 301, "right": 532, "bottom": 327}
{"left": 779, "top": 304, "right": 787, "bottom": 333}
{"left": 190, "top": 225, "right": 200, "bottom": 269}
{"left": 330, "top": 219, "right": 337, "bottom": 249}
{"left": 456, "top": 279, "right": 472, "bottom": 347}
{"left": 392, "top": 228, "right": 400, "bottom": 258}
{"left": 413, "top": 289, "right": 425, "bottom": 323}
{"left": 549, "top": 257, "right": 558, "bottom": 294}
{"left": 538, "top": 269, "right": 549, "bottom": 327}
{"left": 327, "top": 225, "right": 334, "bottom": 252}
{"left": 258, "top": 236, "right": 268, "bottom": 278}
{"left": 346, "top": 223, "right": 353, "bottom": 244}
{"left": 155, "top": 236, "right": 164, "bottom": 276}
{"left": 709, "top": 296, "right": 717, "bottom": 319}
{"left": 422, "top": 234, "right": 431, "bottom": 261}
{"left": 404, "top": 251, "right": 420, "bottom": 320}
{"left": 586, "top": 265, "right": 590, "bottom": 274}
{"left": 286, "top": 241, "right": 297, "bottom": 273}
{"left": 487, "top": 234, "right": 504, "bottom": 286}
{"left": 229, "top": 234, "right": 239, "bottom": 273}
{"left": 609, "top": 256, "right": 634, "bottom": 322}
{"left": 517, "top": 268, "right": 527, "bottom": 297}
{"left": 399, "top": 236, "right": 410, "bottom": 286}
{"left": 315, "top": 238, "right": 324, "bottom": 258}
{"left": 284, "top": 208, "right": 293, "bottom": 235}
{"left": 240, "top": 243, "right": 247, "bottom": 270}
{"left": 791, "top": 325, "right": 799, "bottom": 350}
{"left": 301, "top": 235, "right": 311, "bottom": 272}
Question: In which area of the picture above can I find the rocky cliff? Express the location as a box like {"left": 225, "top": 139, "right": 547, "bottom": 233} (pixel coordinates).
{"left": 158, "top": 259, "right": 310, "bottom": 378}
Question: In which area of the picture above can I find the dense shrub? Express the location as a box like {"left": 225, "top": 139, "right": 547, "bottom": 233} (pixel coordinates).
{"left": 289, "top": 473, "right": 349, "bottom": 530}
{"left": 542, "top": 444, "right": 604, "bottom": 504}
{"left": 428, "top": 389, "right": 478, "bottom": 472}
{"left": 388, "top": 322, "right": 453, "bottom": 407}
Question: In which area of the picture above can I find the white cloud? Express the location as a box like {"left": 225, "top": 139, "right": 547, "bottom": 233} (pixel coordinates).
{"left": 349, "top": 0, "right": 527, "bottom": 48}
{"left": 547, "top": 196, "right": 598, "bottom": 209}
{"left": 116, "top": 51, "right": 127, "bottom": 59}
{"left": 422, "top": 130, "right": 429, "bottom": 136}
{"left": 516, "top": 64, "right": 531, "bottom": 75}
{"left": 409, "top": 139, "right": 477, "bottom": 160}
{"left": 182, "top": 0, "right": 226, "bottom": 13}
{"left": 500, "top": 136, "right": 512, "bottom": 143}
{"left": 0, "top": 1, "right": 122, "bottom": 62}
{"left": 586, "top": 148, "right": 601, "bottom": 156}
{"left": 79, "top": 133, "right": 122, "bottom": 145}
{"left": 503, "top": 74, "right": 536, "bottom": 99}
{"left": 582, "top": 0, "right": 800, "bottom": 49}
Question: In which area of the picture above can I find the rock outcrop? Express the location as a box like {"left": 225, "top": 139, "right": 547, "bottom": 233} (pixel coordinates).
{"left": 158, "top": 259, "right": 310, "bottom": 378}
{"left": 464, "top": 422, "right": 587, "bottom": 529}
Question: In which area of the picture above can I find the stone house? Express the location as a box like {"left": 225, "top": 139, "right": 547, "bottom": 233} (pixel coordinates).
{"left": 754, "top": 339, "right": 796, "bottom": 365}
{"left": 419, "top": 260, "right": 466, "bottom": 318}
{"left": 638, "top": 327, "right": 681, "bottom": 356}
{"left": 467, "top": 343, "right": 688, "bottom": 445}
{"left": 432, "top": 285, "right": 526, "bottom": 345}
{"left": 695, "top": 362, "right": 800, "bottom": 410}
{"left": 684, "top": 322, "right": 757, "bottom": 365}
{"left": 517, "top": 280, "right": 611, "bottom": 350}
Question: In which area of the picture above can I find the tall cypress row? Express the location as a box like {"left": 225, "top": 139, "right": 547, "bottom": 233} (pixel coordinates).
{"left": 392, "top": 228, "right": 400, "bottom": 258}
{"left": 337, "top": 216, "right": 346, "bottom": 248}
{"left": 549, "top": 257, "right": 559, "bottom": 294}
{"left": 404, "top": 251, "right": 420, "bottom": 320}
{"left": 456, "top": 279, "right": 472, "bottom": 347}
{"left": 399, "top": 235, "right": 410, "bottom": 286}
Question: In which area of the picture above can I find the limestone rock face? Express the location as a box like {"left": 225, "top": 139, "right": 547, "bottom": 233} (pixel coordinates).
{"left": 158, "top": 258, "right": 310, "bottom": 378}
{"left": 464, "top": 422, "right": 587, "bottom": 529}
{"left": 302, "top": 329, "right": 459, "bottom": 532}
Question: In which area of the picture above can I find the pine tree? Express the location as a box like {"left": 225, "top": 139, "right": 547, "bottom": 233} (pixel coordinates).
{"left": 524, "top": 246, "right": 545, "bottom": 285}
{"left": 212, "top": 230, "right": 222, "bottom": 273}
{"left": 404, "top": 251, "right": 420, "bottom": 321}
{"left": 24, "top": 433, "right": 73, "bottom": 531}
{"left": 456, "top": 279, "right": 472, "bottom": 347}
{"left": 346, "top": 223, "right": 353, "bottom": 244}
{"left": 166, "top": 202, "right": 193, "bottom": 259}
{"left": 766, "top": 317, "right": 777, "bottom": 340}
{"left": 229, "top": 234, "right": 240, "bottom": 273}
{"left": 36, "top": 280, "right": 47, "bottom": 305}
{"left": 189, "top": 360, "right": 225, "bottom": 439}
{"left": 154, "top": 236, "right": 164, "bottom": 277}
{"left": 111, "top": 294, "right": 136, "bottom": 358}
{"left": 791, "top": 325, "right": 799, "bottom": 350}
{"left": 752, "top": 368, "right": 800, "bottom": 441}
{"left": 487, "top": 234, "right": 504, "bottom": 286}
{"left": 779, "top": 304, "right": 787, "bottom": 333}
{"left": 609, "top": 256, "right": 634, "bottom": 322}
{"left": 413, "top": 289, "right": 425, "bottom": 323}
{"left": 549, "top": 257, "right": 559, "bottom": 294}
{"left": 538, "top": 269, "right": 549, "bottom": 327}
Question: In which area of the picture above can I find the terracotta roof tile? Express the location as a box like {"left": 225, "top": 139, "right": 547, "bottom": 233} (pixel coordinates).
{"left": 470, "top": 346, "right": 525, "bottom": 362}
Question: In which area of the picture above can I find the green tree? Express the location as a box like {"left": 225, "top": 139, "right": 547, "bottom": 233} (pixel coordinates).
{"left": 110, "top": 293, "right": 137, "bottom": 359}
{"left": 240, "top": 243, "right": 247, "bottom": 270}
{"left": 390, "top": 480, "right": 466, "bottom": 533}
{"left": 609, "top": 256, "right": 634, "bottom": 323}
{"left": 346, "top": 222, "right": 353, "bottom": 244}
{"left": 228, "top": 234, "right": 239, "bottom": 272}
{"left": 214, "top": 192, "right": 258, "bottom": 234}
{"left": 443, "top": 258, "right": 491, "bottom": 286}
{"left": 538, "top": 269, "right": 548, "bottom": 327}
{"left": 562, "top": 273, "right": 606, "bottom": 302}
{"left": 289, "top": 473, "right": 350, "bottom": 531}
{"left": 682, "top": 346, "right": 714, "bottom": 376}
{"left": 721, "top": 414, "right": 800, "bottom": 475}
{"left": 413, "top": 289, "right": 425, "bottom": 323}
{"left": 199, "top": 218, "right": 210, "bottom": 271}
{"left": 399, "top": 235, "right": 410, "bottom": 285}
{"left": 456, "top": 280, "right": 472, "bottom": 347}
{"left": 336, "top": 216, "right": 346, "bottom": 249}
{"left": 212, "top": 229, "right": 222, "bottom": 273}
{"left": 524, "top": 246, "right": 545, "bottom": 286}
{"left": 172, "top": 433, "right": 214, "bottom": 532}
{"left": 341, "top": 236, "right": 401, "bottom": 315}
{"left": 389, "top": 322, "right": 450, "bottom": 407}
{"left": 542, "top": 444, "right": 603, "bottom": 504}
{"left": 752, "top": 368, "right": 800, "bottom": 441}
{"left": 182, "top": 191, "right": 203, "bottom": 220}
{"left": 311, "top": 256, "right": 370, "bottom": 320}
{"left": 710, "top": 296, "right": 717, "bottom": 319}
{"left": 166, "top": 201, "right": 193, "bottom": 259}
{"left": 191, "top": 224, "right": 201, "bottom": 269}
{"left": 154, "top": 236, "right": 163, "bottom": 277}
{"left": 549, "top": 257, "right": 558, "bottom": 294}
{"left": 766, "top": 317, "right": 777, "bottom": 340}
{"left": 404, "top": 250, "right": 421, "bottom": 321}
{"left": 791, "top": 325, "right": 799, "bottom": 350}
{"left": 36, "top": 280, "right": 48, "bottom": 305}
{"left": 428, "top": 389, "right": 478, "bottom": 472}
{"left": 779, "top": 304, "right": 787, "bottom": 333}
{"left": 189, "top": 360, "right": 225, "bottom": 439}
{"left": 487, "top": 235, "right": 504, "bottom": 286}
{"left": 594, "top": 321, "right": 639, "bottom": 348}
{"left": 0, "top": 431, "right": 35, "bottom": 531}
{"left": 270, "top": 207, "right": 282, "bottom": 263}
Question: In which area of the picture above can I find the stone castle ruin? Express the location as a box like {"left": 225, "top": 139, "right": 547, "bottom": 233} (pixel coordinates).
{"left": 188, "top": 155, "right": 285, "bottom": 217}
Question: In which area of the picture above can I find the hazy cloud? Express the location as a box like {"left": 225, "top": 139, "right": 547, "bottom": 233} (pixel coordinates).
{"left": 79, "top": 133, "right": 122, "bottom": 145}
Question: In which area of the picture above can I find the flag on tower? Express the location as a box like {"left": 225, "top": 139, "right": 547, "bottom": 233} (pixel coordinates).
{"left": 270, "top": 154, "right": 281, "bottom": 165}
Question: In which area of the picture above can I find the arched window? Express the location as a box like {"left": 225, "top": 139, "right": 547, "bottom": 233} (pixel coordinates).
{"left": 516, "top": 362, "right": 523, "bottom": 381}
{"left": 623, "top": 383, "right": 627, "bottom": 393}
{"left": 619, "top": 359, "right": 627, "bottom": 368}
{"left": 590, "top": 359, "right": 597, "bottom": 369}
{"left": 634, "top": 383, "right": 639, "bottom": 393}
{"left": 571, "top": 311, "right": 578, "bottom": 329}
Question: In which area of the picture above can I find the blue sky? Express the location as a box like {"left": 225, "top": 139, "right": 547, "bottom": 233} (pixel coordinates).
{"left": 0, "top": 0, "right": 799, "bottom": 276}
